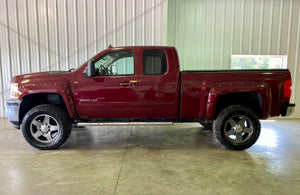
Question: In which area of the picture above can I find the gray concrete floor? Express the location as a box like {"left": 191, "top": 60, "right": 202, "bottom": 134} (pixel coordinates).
{"left": 0, "top": 118, "right": 300, "bottom": 195}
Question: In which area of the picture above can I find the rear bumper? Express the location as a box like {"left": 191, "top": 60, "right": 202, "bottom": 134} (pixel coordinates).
{"left": 5, "top": 99, "right": 21, "bottom": 129}
{"left": 281, "top": 103, "right": 295, "bottom": 117}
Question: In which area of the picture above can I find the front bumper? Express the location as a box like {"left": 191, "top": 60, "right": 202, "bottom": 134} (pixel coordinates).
{"left": 281, "top": 103, "right": 295, "bottom": 117}
{"left": 5, "top": 99, "right": 21, "bottom": 129}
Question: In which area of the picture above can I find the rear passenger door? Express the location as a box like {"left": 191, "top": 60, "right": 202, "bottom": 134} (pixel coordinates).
{"left": 138, "top": 48, "right": 180, "bottom": 118}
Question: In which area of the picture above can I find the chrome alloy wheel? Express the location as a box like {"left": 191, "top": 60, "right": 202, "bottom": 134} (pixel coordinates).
{"left": 30, "top": 114, "right": 61, "bottom": 143}
{"left": 224, "top": 115, "right": 254, "bottom": 144}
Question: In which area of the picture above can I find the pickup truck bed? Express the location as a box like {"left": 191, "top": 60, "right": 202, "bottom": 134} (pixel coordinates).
{"left": 180, "top": 69, "right": 291, "bottom": 120}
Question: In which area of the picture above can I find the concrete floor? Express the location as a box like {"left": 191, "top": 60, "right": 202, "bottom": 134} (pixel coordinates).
{"left": 0, "top": 118, "right": 300, "bottom": 195}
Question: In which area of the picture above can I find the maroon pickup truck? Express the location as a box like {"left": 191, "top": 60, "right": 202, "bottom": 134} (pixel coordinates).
{"left": 5, "top": 46, "right": 295, "bottom": 150}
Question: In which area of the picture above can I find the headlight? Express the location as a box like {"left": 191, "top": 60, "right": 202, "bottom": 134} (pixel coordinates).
{"left": 10, "top": 83, "right": 20, "bottom": 99}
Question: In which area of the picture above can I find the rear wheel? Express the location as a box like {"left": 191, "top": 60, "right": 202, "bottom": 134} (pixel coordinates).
{"left": 22, "top": 104, "right": 72, "bottom": 150}
{"left": 213, "top": 105, "right": 261, "bottom": 150}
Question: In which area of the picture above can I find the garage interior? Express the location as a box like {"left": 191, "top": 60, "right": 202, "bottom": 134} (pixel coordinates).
{"left": 1, "top": 118, "right": 300, "bottom": 194}
{"left": 0, "top": 0, "right": 300, "bottom": 194}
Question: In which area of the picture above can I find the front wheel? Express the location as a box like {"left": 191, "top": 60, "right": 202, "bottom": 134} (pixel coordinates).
{"left": 22, "top": 104, "right": 72, "bottom": 150}
{"left": 213, "top": 105, "right": 261, "bottom": 150}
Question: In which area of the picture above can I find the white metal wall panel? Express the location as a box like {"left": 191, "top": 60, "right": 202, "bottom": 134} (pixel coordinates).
{"left": 0, "top": 0, "right": 11, "bottom": 117}
{"left": 167, "top": 0, "right": 300, "bottom": 118}
{"left": 0, "top": 0, "right": 164, "bottom": 117}
{"left": 57, "top": 0, "right": 69, "bottom": 71}
{"left": 18, "top": 0, "right": 30, "bottom": 74}
{"left": 28, "top": 0, "right": 39, "bottom": 72}
{"left": 87, "top": 0, "right": 96, "bottom": 58}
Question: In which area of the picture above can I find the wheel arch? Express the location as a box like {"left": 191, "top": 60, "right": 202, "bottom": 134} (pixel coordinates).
{"left": 213, "top": 92, "right": 263, "bottom": 119}
{"left": 19, "top": 93, "right": 71, "bottom": 124}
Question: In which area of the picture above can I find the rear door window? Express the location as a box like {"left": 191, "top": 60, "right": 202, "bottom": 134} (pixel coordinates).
{"left": 143, "top": 49, "right": 167, "bottom": 75}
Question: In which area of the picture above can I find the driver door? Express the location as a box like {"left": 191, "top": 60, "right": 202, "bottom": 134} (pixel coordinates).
{"left": 75, "top": 49, "right": 140, "bottom": 119}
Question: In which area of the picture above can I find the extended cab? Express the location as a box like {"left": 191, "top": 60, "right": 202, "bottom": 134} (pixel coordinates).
{"left": 5, "top": 46, "right": 295, "bottom": 150}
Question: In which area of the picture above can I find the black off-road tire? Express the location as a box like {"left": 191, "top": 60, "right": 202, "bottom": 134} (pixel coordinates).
{"left": 213, "top": 105, "right": 261, "bottom": 150}
{"left": 22, "top": 104, "right": 72, "bottom": 150}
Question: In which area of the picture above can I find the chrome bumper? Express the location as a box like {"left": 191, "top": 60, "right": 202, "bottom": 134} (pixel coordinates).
{"left": 5, "top": 99, "right": 21, "bottom": 129}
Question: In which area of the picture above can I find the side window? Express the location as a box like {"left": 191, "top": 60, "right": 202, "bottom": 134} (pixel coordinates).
{"left": 143, "top": 49, "right": 167, "bottom": 75}
{"left": 94, "top": 50, "right": 134, "bottom": 76}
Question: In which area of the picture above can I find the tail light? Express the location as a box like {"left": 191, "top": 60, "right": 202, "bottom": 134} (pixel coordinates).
{"left": 284, "top": 79, "right": 292, "bottom": 98}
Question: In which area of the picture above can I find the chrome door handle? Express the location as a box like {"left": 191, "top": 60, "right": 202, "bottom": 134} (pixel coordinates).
{"left": 120, "top": 80, "right": 138, "bottom": 89}
{"left": 130, "top": 80, "right": 138, "bottom": 84}
{"left": 120, "top": 82, "right": 130, "bottom": 86}
{"left": 130, "top": 80, "right": 138, "bottom": 90}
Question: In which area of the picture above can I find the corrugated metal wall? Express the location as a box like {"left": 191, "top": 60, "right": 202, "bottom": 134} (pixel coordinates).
{"left": 167, "top": 0, "right": 300, "bottom": 118}
{"left": 0, "top": 0, "right": 164, "bottom": 117}
{"left": 1, "top": 0, "right": 299, "bottom": 118}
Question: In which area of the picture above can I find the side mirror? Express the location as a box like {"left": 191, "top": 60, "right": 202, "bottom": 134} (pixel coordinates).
{"left": 83, "top": 59, "right": 95, "bottom": 77}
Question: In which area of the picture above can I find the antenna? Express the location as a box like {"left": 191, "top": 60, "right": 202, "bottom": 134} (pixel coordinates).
{"left": 108, "top": 44, "right": 113, "bottom": 48}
